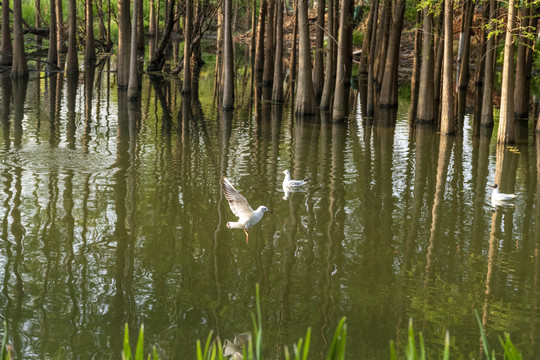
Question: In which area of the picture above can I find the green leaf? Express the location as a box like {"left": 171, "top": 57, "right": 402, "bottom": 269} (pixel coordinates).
{"left": 123, "top": 324, "right": 132, "bottom": 360}
{"left": 135, "top": 325, "right": 144, "bottom": 360}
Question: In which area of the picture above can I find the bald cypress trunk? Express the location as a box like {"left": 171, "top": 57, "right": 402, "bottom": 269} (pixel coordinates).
{"left": 481, "top": 0, "right": 497, "bottom": 127}
{"left": 128, "top": 0, "right": 140, "bottom": 100}
{"left": 497, "top": 0, "right": 516, "bottom": 143}
{"left": 66, "top": 0, "right": 79, "bottom": 74}
{"left": 85, "top": 0, "right": 97, "bottom": 62}
{"left": 222, "top": 0, "right": 234, "bottom": 108}
{"left": 313, "top": 0, "right": 326, "bottom": 98}
{"left": 272, "top": 0, "right": 284, "bottom": 103}
{"left": 263, "top": 0, "right": 275, "bottom": 87}
{"left": 440, "top": 0, "right": 455, "bottom": 134}
{"left": 11, "top": 0, "right": 28, "bottom": 78}
{"left": 0, "top": 0, "right": 12, "bottom": 66}
{"left": 416, "top": 8, "right": 435, "bottom": 123}
{"left": 118, "top": 0, "right": 131, "bottom": 87}
{"left": 294, "top": 0, "right": 315, "bottom": 115}
{"left": 332, "top": 0, "right": 354, "bottom": 120}
{"left": 183, "top": 0, "right": 193, "bottom": 94}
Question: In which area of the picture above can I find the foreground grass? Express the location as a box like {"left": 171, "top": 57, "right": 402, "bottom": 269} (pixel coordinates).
{"left": 118, "top": 286, "right": 523, "bottom": 359}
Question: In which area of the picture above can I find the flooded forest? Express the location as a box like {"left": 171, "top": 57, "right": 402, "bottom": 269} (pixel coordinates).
{"left": 1, "top": 0, "right": 540, "bottom": 358}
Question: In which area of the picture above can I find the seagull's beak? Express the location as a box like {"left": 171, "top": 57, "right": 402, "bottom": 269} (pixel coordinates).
{"left": 268, "top": 210, "right": 273, "bottom": 214}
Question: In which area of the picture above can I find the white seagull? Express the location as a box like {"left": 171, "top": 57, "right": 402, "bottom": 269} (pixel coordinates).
{"left": 222, "top": 177, "right": 272, "bottom": 243}
{"left": 490, "top": 184, "right": 519, "bottom": 206}
{"left": 282, "top": 170, "right": 309, "bottom": 200}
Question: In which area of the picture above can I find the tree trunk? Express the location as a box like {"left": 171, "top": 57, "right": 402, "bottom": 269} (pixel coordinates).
{"left": 294, "top": 0, "right": 315, "bottom": 115}
{"left": 0, "top": 0, "right": 12, "bottom": 66}
{"left": 313, "top": 0, "right": 325, "bottom": 98}
{"left": 332, "top": 0, "right": 354, "bottom": 120}
{"left": 365, "top": 0, "right": 380, "bottom": 116}
{"left": 513, "top": 4, "right": 536, "bottom": 119}
{"left": 457, "top": 0, "right": 474, "bottom": 90}
{"left": 440, "top": 0, "right": 455, "bottom": 134}
{"left": 137, "top": 0, "right": 145, "bottom": 52}
{"left": 409, "top": 5, "right": 422, "bottom": 122}
{"left": 358, "top": 1, "right": 375, "bottom": 75}
{"left": 183, "top": 0, "right": 193, "bottom": 94}
{"left": 272, "top": 0, "right": 284, "bottom": 102}
{"left": 47, "top": 0, "right": 58, "bottom": 67}
{"left": 85, "top": 0, "right": 97, "bottom": 62}
{"left": 222, "top": 0, "right": 234, "bottom": 108}
{"left": 379, "top": 0, "right": 406, "bottom": 107}
{"left": 118, "top": 0, "right": 131, "bottom": 87}
{"left": 286, "top": 4, "right": 298, "bottom": 102}
{"left": 432, "top": 12, "right": 444, "bottom": 110}
{"left": 149, "top": 0, "right": 157, "bottom": 36}
{"left": 497, "top": 0, "right": 516, "bottom": 143}
{"left": 320, "top": 0, "right": 335, "bottom": 109}
{"left": 11, "top": 0, "right": 28, "bottom": 78}
{"left": 416, "top": 8, "right": 435, "bottom": 123}
{"left": 481, "top": 0, "right": 496, "bottom": 127}
{"left": 254, "top": 0, "right": 267, "bottom": 83}
{"left": 128, "top": 0, "right": 140, "bottom": 100}
{"left": 57, "top": 0, "right": 67, "bottom": 53}
{"left": 249, "top": 0, "right": 257, "bottom": 99}
{"left": 374, "top": 0, "right": 391, "bottom": 86}
{"left": 263, "top": 0, "right": 275, "bottom": 87}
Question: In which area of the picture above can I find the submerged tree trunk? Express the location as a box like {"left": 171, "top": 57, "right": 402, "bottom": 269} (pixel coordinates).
{"left": 11, "top": 0, "right": 28, "bottom": 78}
{"left": 118, "top": 0, "right": 131, "bottom": 87}
{"left": 183, "top": 0, "right": 193, "bottom": 94}
{"left": 440, "top": 0, "right": 455, "bottom": 134}
{"left": 272, "top": 0, "right": 284, "bottom": 102}
{"left": 409, "top": 5, "right": 422, "bottom": 122}
{"left": 313, "top": 0, "right": 326, "bottom": 98}
{"left": 263, "top": 0, "right": 275, "bottom": 87}
{"left": 128, "top": 0, "right": 140, "bottom": 100}
{"left": 222, "top": 0, "right": 234, "bottom": 108}
{"left": 416, "top": 8, "right": 435, "bottom": 123}
{"left": 332, "top": 0, "right": 354, "bottom": 120}
{"left": 295, "top": 0, "right": 315, "bottom": 115}
{"left": 379, "top": 0, "right": 406, "bottom": 107}
{"left": 57, "top": 0, "right": 67, "bottom": 53}
{"left": 320, "top": 0, "right": 335, "bottom": 110}
{"left": 47, "top": 0, "right": 58, "bottom": 67}
{"left": 366, "top": 0, "right": 380, "bottom": 116}
{"left": 497, "top": 0, "right": 516, "bottom": 143}
{"left": 254, "top": 0, "right": 267, "bottom": 83}
{"left": 66, "top": 0, "right": 79, "bottom": 74}
{"left": 0, "top": 0, "right": 12, "bottom": 66}
{"left": 481, "top": 0, "right": 497, "bottom": 127}
{"left": 85, "top": 0, "right": 97, "bottom": 62}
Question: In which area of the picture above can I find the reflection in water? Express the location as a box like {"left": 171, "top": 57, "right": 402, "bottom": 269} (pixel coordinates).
{"left": 0, "top": 72, "right": 540, "bottom": 358}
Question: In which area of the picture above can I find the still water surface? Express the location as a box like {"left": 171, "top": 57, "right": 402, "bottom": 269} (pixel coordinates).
{"left": 0, "top": 67, "right": 539, "bottom": 359}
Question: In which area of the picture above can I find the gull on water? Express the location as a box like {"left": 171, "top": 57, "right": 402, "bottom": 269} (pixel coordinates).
{"left": 490, "top": 183, "right": 519, "bottom": 207}
{"left": 222, "top": 176, "right": 272, "bottom": 243}
{"left": 282, "top": 170, "right": 309, "bottom": 200}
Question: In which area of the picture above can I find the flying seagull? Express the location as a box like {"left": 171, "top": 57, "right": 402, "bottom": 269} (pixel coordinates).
{"left": 222, "top": 177, "right": 272, "bottom": 243}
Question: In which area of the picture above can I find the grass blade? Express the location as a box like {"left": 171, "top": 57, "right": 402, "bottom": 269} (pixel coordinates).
{"left": 301, "top": 328, "right": 311, "bottom": 360}
{"left": 123, "top": 324, "right": 132, "bottom": 360}
{"left": 135, "top": 325, "right": 144, "bottom": 360}
{"left": 474, "top": 309, "right": 490, "bottom": 359}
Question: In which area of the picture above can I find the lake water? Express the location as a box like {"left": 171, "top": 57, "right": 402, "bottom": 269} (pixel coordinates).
{"left": 0, "top": 65, "right": 539, "bottom": 359}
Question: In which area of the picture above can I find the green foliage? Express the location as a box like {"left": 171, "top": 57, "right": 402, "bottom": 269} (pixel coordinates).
{"left": 475, "top": 310, "right": 523, "bottom": 360}
{"left": 122, "top": 324, "right": 160, "bottom": 360}
{"left": 0, "top": 322, "right": 11, "bottom": 360}
{"left": 352, "top": 31, "right": 364, "bottom": 48}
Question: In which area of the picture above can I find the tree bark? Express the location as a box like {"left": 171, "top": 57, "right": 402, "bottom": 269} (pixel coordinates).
{"left": 358, "top": 1, "right": 375, "bottom": 75}
{"left": 416, "top": 8, "right": 435, "bottom": 123}
{"left": 379, "top": 0, "right": 406, "bottom": 107}
{"left": 1, "top": 0, "right": 13, "bottom": 66}
{"left": 85, "top": 0, "right": 97, "bottom": 62}
{"left": 313, "top": 0, "right": 325, "bottom": 98}
{"left": 294, "top": 0, "right": 315, "bottom": 115}
{"left": 272, "top": 0, "right": 284, "bottom": 102}
{"left": 47, "top": 0, "right": 58, "bottom": 67}
{"left": 11, "top": 0, "right": 28, "bottom": 78}
{"left": 254, "top": 0, "right": 267, "bottom": 83}
{"left": 497, "top": 0, "right": 516, "bottom": 143}
{"left": 374, "top": 0, "right": 391, "bottom": 86}
{"left": 286, "top": 4, "right": 298, "bottom": 102}
{"left": 366, "top": 0, "right": 379, "bottom": 116}
{"left": 263, "top": 0, "right": 275, "bottom": 87}
{"left": 481, "top": 0, "right": 496, "bottom": 127}
{"left": 332, "top": 0, "right": 354, "bottom": 120}
{"left": 183, "top": 0, "right": 193, "bottom": 94}
{"left": 128, "top": 0, "right": 140, "bottom": 100}
{"left": 137, "top": 0, "right": 145, "bottom": 52}
{"left": 57, "top": 0, "right": 67, "bottom": 53}
{"left": 222, "top": 0, "right": 234, "bottom": 107}
{"left": 118, "top": 0, "right": 131, "bottom": 87}
{"left": 149, "top": 0, "right": 157, "bottom": 36}
{"left": 513, "top": 4, "right": 536, "bottom": 118}
{"left": 409, "top": 5, "right": 422, "bottom": 122}
{"left": 440, "top": 0, "right": 455, "bottom": 134}
{"left": 457, "top": 0, "right": 474, "bottom": 90}
{"left": 320, "top": 0, "right": 335, "bottom": 109}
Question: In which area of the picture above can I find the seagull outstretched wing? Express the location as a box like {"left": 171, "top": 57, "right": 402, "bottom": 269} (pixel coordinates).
{"left": 222, "top": 177, "right": 254, "bottom": 219}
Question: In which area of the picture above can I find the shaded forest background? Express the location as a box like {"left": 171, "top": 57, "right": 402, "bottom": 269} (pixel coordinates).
{"left": 1, "top": 0, "right": 540, "bottom": 141}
